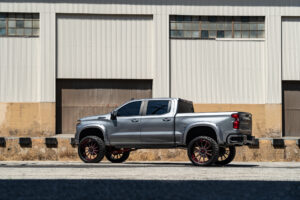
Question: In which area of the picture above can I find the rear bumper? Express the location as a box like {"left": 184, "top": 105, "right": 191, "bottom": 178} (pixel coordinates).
{"left": 227, "top": 134, "right": 256, "bottom": 146}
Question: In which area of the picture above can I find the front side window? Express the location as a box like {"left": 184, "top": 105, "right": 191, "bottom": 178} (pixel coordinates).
{"left": 0, "top": 13, "right": 39, "bottom": 37}
{"left": 117, "top": 101, "right": 141, "bottom": 117}
{"left": 146, "top": 100, "right": 170, "bottom": 115}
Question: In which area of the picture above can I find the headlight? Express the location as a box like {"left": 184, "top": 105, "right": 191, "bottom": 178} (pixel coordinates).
{"left": 76, "top": 120, "right": 81, "bottom": 126}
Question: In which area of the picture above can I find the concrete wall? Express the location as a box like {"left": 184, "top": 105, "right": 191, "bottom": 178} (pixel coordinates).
{"left": 194, "top": 104, "right": 282, "bottom": 138}
{"left": 0, "top": 103, "right": 55, "bottom": 137}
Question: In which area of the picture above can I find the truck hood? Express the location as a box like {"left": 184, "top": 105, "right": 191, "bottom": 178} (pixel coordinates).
{"left": 79, "top": 114, "right": 110, "bottom": 121}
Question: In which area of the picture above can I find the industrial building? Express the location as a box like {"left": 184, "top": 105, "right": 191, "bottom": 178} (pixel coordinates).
{"left": 1, "top": 0, "right": 300, "bottom": 139}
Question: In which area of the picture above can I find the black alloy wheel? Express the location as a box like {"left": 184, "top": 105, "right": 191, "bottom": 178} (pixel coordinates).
{"left": 105, "top": 147, "right": 130, "bottom": 163}
{"left": 187, "top": 136, "right": 219, "bottom": 166}
{"left": 78, "top": 136, "right": 105, "bottom": 163}
{"left": 215, "top": 146, "right": 236, "bottom": 165}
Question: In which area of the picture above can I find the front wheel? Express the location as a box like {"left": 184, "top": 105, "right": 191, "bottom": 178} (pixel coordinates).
{"left": 215, "top": 146, "right": 236, "bottom": 165}
{"left": 187, "top": 136, "right": 219, "bottom": 166}
{"left": 78, "top": 136, "right": 105, "bottom": 163}
{"left": 105, "top": 148, "right": 130, "bottom": 163}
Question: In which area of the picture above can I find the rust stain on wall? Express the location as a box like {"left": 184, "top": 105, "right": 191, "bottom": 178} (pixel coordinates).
{"left": 0, "top": 103, "right": 55, "bottom": 137}
{"left": 194, "top": 104, "right": 282, "bottom": 138}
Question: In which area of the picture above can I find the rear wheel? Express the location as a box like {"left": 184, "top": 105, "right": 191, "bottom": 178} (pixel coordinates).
{"left": 78, "top": 136, "right": 105, "bottom": 163}
{"left": 187, "top": 136, "right": 219, "bottom": 166}
{"left": 215, "top": 146, "right": 236, "bottom": 165}
{"left": 105, "top": 147, "right": 130, "bottom": 163}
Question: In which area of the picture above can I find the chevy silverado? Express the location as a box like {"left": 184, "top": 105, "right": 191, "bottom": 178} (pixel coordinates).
{"left": 75, "top": 98, "right": 254, "bottom": 166}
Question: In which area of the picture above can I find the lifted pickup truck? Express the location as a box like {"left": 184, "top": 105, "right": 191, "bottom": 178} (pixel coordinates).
{"left": 75, "top": 98, "right": 254, "bottom": 166}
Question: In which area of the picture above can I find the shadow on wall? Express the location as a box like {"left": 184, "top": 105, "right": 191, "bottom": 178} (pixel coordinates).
{"left": 0, "top": 179, "right": 299, "bottom": 200}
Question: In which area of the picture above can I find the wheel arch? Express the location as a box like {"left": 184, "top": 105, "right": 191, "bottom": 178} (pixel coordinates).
{"left": 78, "top": 125, "right": 107, "bottom": 144}
{"left": 184, "top": 123, "right": 221, "bottom": 145}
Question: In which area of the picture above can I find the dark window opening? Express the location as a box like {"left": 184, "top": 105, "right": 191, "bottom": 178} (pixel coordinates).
{"left": 146, "top": 100, "right": 170, "bottom": 115}
{"left": 117, "top": 101, "right": 142, "bottom": 117}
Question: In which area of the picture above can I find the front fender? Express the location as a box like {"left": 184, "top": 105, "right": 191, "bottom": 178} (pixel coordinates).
{"left": 75, "top": 123, "right": 108, "bottom": 144}
{"left": 183, "top": 122, "right": 221, "bottom": 144}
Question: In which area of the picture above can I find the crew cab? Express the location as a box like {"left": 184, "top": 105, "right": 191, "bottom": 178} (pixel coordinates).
{"left": 75, "top": 98, "right": 254, "bottom": 166}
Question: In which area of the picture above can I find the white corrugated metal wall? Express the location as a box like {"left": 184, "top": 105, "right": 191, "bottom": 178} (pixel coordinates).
{"left": 282, "top": 17, "right": 300, "bottom": 80}
{"left": 57, "top": 14, "right": 153, "bottom": 79}
{"left": 171, "top": 40, "right": 265, "bottom": 104}
{"left": 0, "top": 38, "right": 40, "bottom": 102}
{"left": 0, "top": 0, "right": 300, "bottom": 104}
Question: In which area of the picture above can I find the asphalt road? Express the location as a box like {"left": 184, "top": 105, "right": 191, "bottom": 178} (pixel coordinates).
{"left": 0, "top": 161, "right": 299, "bottom": 200}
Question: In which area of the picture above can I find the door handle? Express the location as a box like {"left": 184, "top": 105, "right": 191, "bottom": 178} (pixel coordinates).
{"left": 163, "top": 118, "right": 171, "bottom": 122}
{"left": 131, "top": 119, "right": 139, "bottom": 123}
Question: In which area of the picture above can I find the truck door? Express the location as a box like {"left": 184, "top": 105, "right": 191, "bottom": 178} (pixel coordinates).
{"left": 109, "top": 101, "right": 142, "bottom": 145}
{"left": 140, "top": 100, "right": 175, "bottom": 146}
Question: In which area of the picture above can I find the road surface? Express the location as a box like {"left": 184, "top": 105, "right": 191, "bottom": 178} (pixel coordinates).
{"left": 0, "top": 161, "right": 299, "bottom": 199}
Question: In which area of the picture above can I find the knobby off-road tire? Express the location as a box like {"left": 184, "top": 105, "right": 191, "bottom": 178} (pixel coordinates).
{"left": 187, "top": 136, "right": 219, "bottom": 166}
{"left": 105, "top": 148, "right": 130, "bottom": 163}
{"left": 78, "top": 136, "right": 105, "bottom": 163}
{"left": 215, "top": 146, "right": 236, "bottom": 166}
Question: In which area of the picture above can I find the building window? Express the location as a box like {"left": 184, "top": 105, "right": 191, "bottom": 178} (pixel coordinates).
{"left": 170, "top": 15, "right": 265, "bottom": 39}
{"left": 0, "top": 13, "right": 39, "bottom": 37}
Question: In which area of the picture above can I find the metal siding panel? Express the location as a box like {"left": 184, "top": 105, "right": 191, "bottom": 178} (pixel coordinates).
{"left": 0, "top": 38, "right": 40, "bottom": 102}
{"left": 1, "top": 0, "right": 300, "bottom": 103}
{"left": 171, "top": 40, "right": 265, "bottom": 104}
{"left": 56, "top": 14, "right": 153, "bottom": 80}
{"left": 282, "top": 17, "right": 300, "bottom": 81}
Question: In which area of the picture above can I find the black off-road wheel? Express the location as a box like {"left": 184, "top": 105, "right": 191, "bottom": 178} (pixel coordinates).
{"left": 78, "top": 136, "right": 105, "bottom": 163}
{"left": 215, "top": 146, "right": 236, "bottom": 166}
{"left": 187, "top": 136, "right": 219, "bottom": 166}
{"left": 105, "top": 147, "right": 130, "bottom": 163}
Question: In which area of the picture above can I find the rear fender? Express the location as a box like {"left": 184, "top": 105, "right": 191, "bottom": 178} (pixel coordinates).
{"left": 183, "top": 122, "right": 221, "bottom": 144}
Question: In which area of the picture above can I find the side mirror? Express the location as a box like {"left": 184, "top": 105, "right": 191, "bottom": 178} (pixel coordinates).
{"left": 111, "top": 110, "right": 117, "bottom": 120}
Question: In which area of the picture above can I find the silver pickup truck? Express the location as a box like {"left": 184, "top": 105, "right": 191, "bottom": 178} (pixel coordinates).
{"left": 75, "top": 98, "right": 254, "bottom": 166}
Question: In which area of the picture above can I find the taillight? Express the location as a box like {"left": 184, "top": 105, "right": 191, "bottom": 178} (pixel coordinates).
{"left": 231, "top": 113, "right": 239, "bottom": 129}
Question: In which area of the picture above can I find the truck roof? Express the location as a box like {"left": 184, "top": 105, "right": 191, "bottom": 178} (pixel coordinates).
{"left": 129, "top": 97, "right": 193, "bottom": 103}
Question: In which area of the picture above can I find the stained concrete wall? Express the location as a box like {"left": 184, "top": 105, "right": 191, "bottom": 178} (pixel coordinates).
{"left": 0, "top": 103, "right": 281, "bottom": 137}
{"left": 0, "top": 103, "right": 55, "bottom": 137}
{"left": 194, "top": 104, "right": 282, "bottom": 138}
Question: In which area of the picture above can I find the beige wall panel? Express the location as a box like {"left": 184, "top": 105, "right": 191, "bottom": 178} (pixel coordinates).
{"left": 0, "top": 102, "right": 55, "bottom": 137}
{"left": 282, "top": 17, "right": 300, "bottom": 80}
{"left": 57, "top": 14, "right": 153, "bottom": 80}
{"left": 194, "top": 104, "right": 282, "bottom": 138}
{"left": 171, "top": 40, "right": 265, "bottom": 104}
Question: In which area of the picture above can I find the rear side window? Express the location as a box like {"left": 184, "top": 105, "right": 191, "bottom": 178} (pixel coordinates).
{"left": 146, "top": 100, "right": 170, "bottom": 115}
{"left": 177, "top": 100, "right": 194, "bottom": 113}
{"left": 117, "top": 101, "right": 141, "bottom": 117}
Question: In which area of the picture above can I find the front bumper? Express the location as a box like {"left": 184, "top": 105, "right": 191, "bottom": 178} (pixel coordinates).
{"left": 227, "top": 134, "right": 256, "bottom": 146}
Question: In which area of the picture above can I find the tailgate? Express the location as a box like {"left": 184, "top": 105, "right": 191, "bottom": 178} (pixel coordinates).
{"left": 239, "top": 112, "right": 252, "bottom": 135}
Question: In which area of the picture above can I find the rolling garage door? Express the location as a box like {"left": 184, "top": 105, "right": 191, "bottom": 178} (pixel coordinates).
{"left": 282, "top": 17, "right": 300, "bottom": 137}
{"left": 56, "top": 79, "right": 152, "bottom": 134}
{"left": 283, "top": 82, "right": 300, "bottom": 137}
